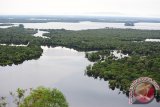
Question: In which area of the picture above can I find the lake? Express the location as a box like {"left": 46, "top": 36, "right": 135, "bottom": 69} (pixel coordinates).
{"left": 0, "top": 22, "right": 160, "bottom": 107}
{"left": 1, "top": 21, "right": 160, "bottom": 30}
{"left": 0, "top": 46, "right": 159, "bottom": 107}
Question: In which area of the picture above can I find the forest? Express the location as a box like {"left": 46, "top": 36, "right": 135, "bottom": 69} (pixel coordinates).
{"left": 43, "top": 28, "right": 160, "bottom": 53}
{"left": 43, "top": 28, "right": 160, "bottom": 101}
{"left": 0, "top": 25, "right": 44, "bottom": 66}
{"left": 0, "top": 45, "right": 42, "bottom": 66}
{"left": 0, "top": 25, "right": 160, "bottom": 101}
{"left": 0, "top": 87, "right": 68, "bottom": 107}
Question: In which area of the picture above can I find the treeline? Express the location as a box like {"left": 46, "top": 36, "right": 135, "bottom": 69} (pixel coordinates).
{"left": 85, "top": 55, "right": 160, "bottom": 102}
{"left": 1, "top": 25, "right": 160, "bottom": 101}
{"left": 86, "top": 55, "right": 160, "bottom": 90}
{"left": 76, "top": 29, "right": 160, "bottom": 101}
{"left": 0, "top": 25, "right": 38, "bottom": 45}
{"left": 0, "top": 45, "right": 43, "bottom": 66}
{"left": 1, "top": 26, "right": 160, "bottom": 88}
{"left": 42, "top": 28, "right": 160, "bottom": 101}
{"left": 85, "top": 50, "right": 110, "bottom": 62}
{"left": 0, "top": 25, "right": 44, "bottom": 66}
{"left": 2, "top": 26, "right": 160, "bottom": 65}
{"left": 43, "top": 29, "right": 160, "bottom": 53}
{"left": 0, "top": 87, "right": 68, "bottom": 107}
{"left": 2, "top": 26, "right": 160, "bottom": 53}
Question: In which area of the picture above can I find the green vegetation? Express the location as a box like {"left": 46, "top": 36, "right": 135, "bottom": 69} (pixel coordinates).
{"left": 44, "top": 28, "right": 160, "bottom": 52}
{"left": 0, "top": 25, "right": 44, "bottom": 66}
{"left": 76, "top": 29, "right": 160, "bottom": 101}
{"left": 43, "top": 28, "right": 160, "bottom": 101}
{"left": 0, "top": 25, "right": 160, "bottom": 100}
{"left": 0, "top": 97, "right": 6, "bottom": 107}
{"left": 0, "top": 24, "right": 37, "bottom": 45}
{"left": 0, "top": 45, "right": 42, "bottom": 66}
{"left": 85, "top": 50, "right": 110, "bottom": 62}
{"left": 20, "top": 87, "right": 68, "bottom": 107}
{"left": 86, "top": 56, "right": 160, "bottom": 91}
{"left": 0, "top": 87, "right": 68, "bottom": 107}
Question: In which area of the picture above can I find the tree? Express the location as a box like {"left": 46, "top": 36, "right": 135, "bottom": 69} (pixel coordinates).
{"left": 20, "top": 87, "right": 68, "bottom": 107}
{"left": 19, "top": 24, "right": 24, "bottom": 29}
{"left": 0, "top": 97, "right": 7, "bottom": 107}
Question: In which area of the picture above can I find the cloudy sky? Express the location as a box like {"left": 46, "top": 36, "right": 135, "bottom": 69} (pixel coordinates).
{"left": 0, "top": 0, "right": 160, "bottom": 17}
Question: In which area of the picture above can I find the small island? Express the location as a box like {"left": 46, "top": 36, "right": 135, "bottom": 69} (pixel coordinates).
{"left": 124, "top": 22, "right": 135, "bottom": 26}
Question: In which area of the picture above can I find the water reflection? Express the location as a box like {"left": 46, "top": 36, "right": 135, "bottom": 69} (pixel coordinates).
{"left": 0, "top": 47, "right": 159, "bottom": 107}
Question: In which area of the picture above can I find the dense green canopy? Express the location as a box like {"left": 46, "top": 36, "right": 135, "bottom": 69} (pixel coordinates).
{"left": 20, "top": 87, "right": 68, "bottom": 107}
{"left": 0, "top": 26, "right": 160, "bottom": 101}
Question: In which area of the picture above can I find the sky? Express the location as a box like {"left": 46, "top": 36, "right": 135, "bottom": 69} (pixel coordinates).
{"left": 0, "top": 0, "right": 160, "bottom": 17}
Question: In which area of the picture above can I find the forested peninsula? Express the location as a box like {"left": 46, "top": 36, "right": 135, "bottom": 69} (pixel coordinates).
{"left": 0, "top": 25, "right": 43, "bottom": 66}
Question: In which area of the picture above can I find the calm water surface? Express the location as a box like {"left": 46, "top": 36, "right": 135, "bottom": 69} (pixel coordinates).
{"left": 0, "top": 46, "right": 159, "bottom": 107}
{"left": 10, "top": 22, "right": 160, "bottom": 30}
{"left": 0, "top": 22, "right": 160, "bottom": 107}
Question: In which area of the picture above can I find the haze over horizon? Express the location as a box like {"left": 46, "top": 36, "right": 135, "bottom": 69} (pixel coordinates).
{"left": 0, "top": 0, "right": 160, "bottom": 18}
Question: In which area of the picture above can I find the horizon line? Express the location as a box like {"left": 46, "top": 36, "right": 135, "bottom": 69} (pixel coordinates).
{"left": 0, "top": 15, "right": 160, "bottom": 19}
